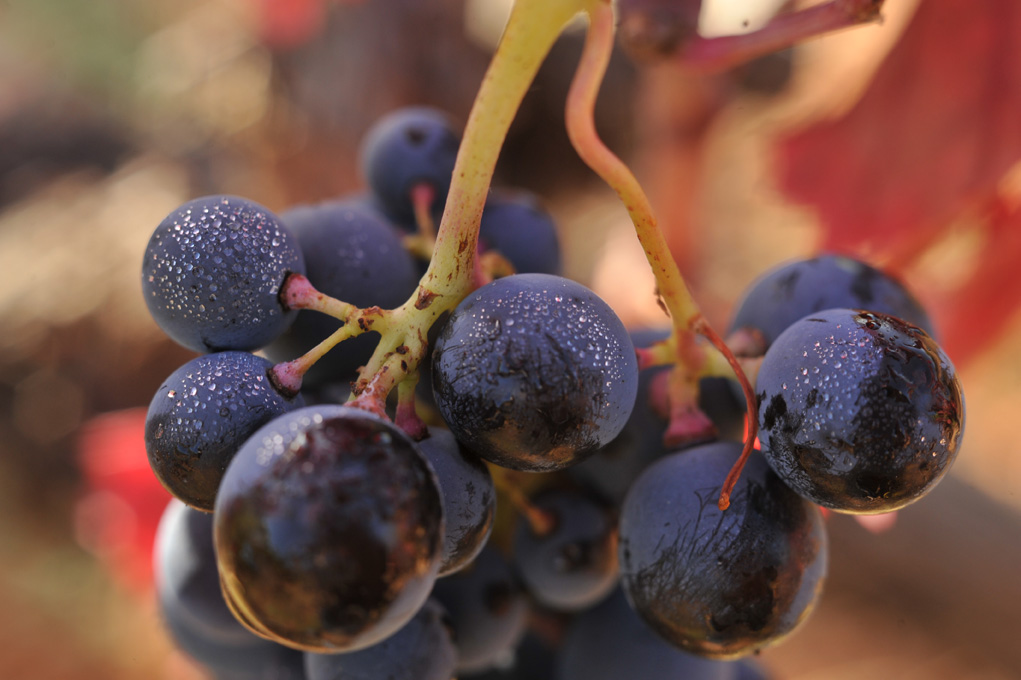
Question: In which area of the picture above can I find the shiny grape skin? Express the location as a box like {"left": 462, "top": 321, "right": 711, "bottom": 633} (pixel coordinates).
{"left": 431, "top": 273, "right": 638, "bottom": 472}
{"left": 303, "top": 599, "right": 456, "bottom": 680}
{"left": 142, "top": 195, "right": 305, "bottom": 353}
{"left": 213, "top": 405, "right": 444, "bottom": 654}
{"left": 618, "top": 442, "right": 828, "bottom": 659}
{"left": 478, "top": 190, "right": 562, "bottom": 276}
{"left": 154, "top": 500, "right": 306, "bottom": 680}
{"left": 417, "top": 427, "right": 496, "bottom": 577}
{"left": 556, "top": 588, "right": 738, "bottom": 680}
{"left": 431, "top": 545, "right": 530, "bottom": 674}
{"left": 145, "top": 352, "right": 304, "bottom": 512}
{"left": 359, "top": 107, "right": 460, "bottom": 223}
{"left": 729, "top": 254, "right": 933, "bottom": 348}
{"left": 264, "top": 199, "right": 418, "bottom": 386}
{"left": 756, "top": 309, "right": 965, "bottom": 514}
{"left": 512, "top": 488, "right": 618, "bottom": 611}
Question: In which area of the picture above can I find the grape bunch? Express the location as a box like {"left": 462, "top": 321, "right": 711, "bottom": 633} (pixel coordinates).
{"left": 139, "top": 84, "right": 964, "bottom": 680}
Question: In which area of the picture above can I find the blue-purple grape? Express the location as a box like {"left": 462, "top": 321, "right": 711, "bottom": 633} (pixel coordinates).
{"left": 417, "top": 427, "right": 496, "bottom": 576}
{"left": 264, "top": 198, "right": 418, "bottom": 384}
{"left": 145, "top": 351, "right": 304, "bottom": 512}
{"left": 431, "top": 273, "right": 638, "bottom": 472}
{"left": 431, "top": 545, "right": 530, "bottom": 674}
{"left": 618, "top": 442, "right": 828, "bottom": 659}
{"left": 142, "top": 195, "right": 305, "bottom": 352}
{"left": 303, "top": 599, "right": 456, "bottom": 680}
{"left": 359, "top": 107, "right": 460, "bottom": 223}
{"left": 556, "top": 588, "right": 738, "bottom": 680}
{"left": 479, "top": 190, "right": 561, "bottom": 276}
{"left": 512, "top": 488, "right": 618, "bottom": 611}
{"left": 756, "top": 308, "right": 965, "bottom": 513}
{"left": 214, "top": 405, "right": 444, "bottom": 653}
{"left": 729, "top": 254, "right": 933, "bottom": 348}
{"left": 154, "top": 500, "right": 306, "bottom": 680}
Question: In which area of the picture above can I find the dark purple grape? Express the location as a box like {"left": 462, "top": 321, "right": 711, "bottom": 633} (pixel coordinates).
{"left": 214, "top": 405, "right": 444, "bottom": 653}
{"left": 431, "top": 273, "right": 638, "bottom": 472}
{"left": 154, "top": 500, "right": 306, "bottom": 680}
{"left": 512, "top": 488, "right": 618, "bottom": 611}
{"left": 145, "top": 352, "right": 304, "bottom": 512}
{"left": 264, "top": 198, "right": 418, "bottom": 384}
{"left": 618, "top": 442, "right": 828, "bottom": 659}
{"left": 556, "top": 588, "right": 737, "bottom": 680}
{"left": 431, "top": 545, "right": 530, "bottom": 674}
{"left": 142, "top": 195, "right": 305, "bottom": 352}
{"left": 303, "top": 599, "right": 456, "bottom": 680}
{"left": 729, "top": 254, "right": 933, "bottom": 349}
{"left": 417, "top": 427, "right": 496, "bottom": 576}
{"left": 359, "top": 107, "right": 460, "bottom": 223}
{"left": 479, "top": 190, "right": 561, "bottom": 276}
{"left": 756, "top": 308, "right": 965, "bottom": 513}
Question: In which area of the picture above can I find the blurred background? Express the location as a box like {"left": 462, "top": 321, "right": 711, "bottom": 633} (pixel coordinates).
{"left": 0, "top": 0, "right": 1019, "bottom": 677}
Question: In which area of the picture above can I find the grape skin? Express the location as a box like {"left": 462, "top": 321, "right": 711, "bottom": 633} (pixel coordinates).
{"left": 142, "top": 195, "right": 305, "bottom": 353}
{"left": 478, "top": 190, "right": 562, "bottom": 276}
{"left": 359, "top": 107, "right": 460, "bottom": 223}
{"left": 214, "top": 405, "right": 444, "bottom": 653}
{"left": 145, "top": 351, "right": 304, "bottom": 512}
{"left": 154, "top": 500, "right": 305, "bottom": 680}
{"left": 729, "top": 254, "right": 934, "bottom": 348}
{"left": 618, "top": 442, "right": 828, "bottom": 659}
{"left": 512, "top": 488, "right": 619, "bottom": 611}
{"left": 417, "top": 427, "right": 497, "bottom": 577}
{"left": 303, "top": 599, "right": 456, "bottom": 680}
{"left": 756, "top": 308, "right": 965, "bottom": 513}
{"left": 431, "top": 273, "right": 638, "bottom": 472}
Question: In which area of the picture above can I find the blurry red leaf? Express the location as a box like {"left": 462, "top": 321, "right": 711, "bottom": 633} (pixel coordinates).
{"left": 76, "top": 408, "right": 170, "bottom": 595}
{"left": 934, "top": 199, "right": 1021, "bottom": 365}
{"left": 256, "top": 0, "right": 365, "bottom": 50}
{"left": 777, "top": 0, "right": 1021, "bottom": 258}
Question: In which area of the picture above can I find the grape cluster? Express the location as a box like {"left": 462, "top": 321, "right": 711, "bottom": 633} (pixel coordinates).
{"left": 141, "top": 105, "right": 964, "bottom": 679}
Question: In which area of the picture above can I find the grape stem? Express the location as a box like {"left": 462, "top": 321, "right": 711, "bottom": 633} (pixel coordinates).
{"left": 679, "top": 0, "right": 886, "bottom": 72}
{"left": 565, "top": 2, "right": 758, "bottom": 509}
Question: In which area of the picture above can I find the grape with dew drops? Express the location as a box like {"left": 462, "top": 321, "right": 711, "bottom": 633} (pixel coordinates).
{"left": 142, "top": 195, "right": 305, "bottom": 353}
{"left": 756, "top": 308, "right": 965, "bottom": 514}
{"left": 145, "top": 351, "right": 304, "bottom": 513}
{"left": 431, "top": 273, "right": 638, "bottom": 472}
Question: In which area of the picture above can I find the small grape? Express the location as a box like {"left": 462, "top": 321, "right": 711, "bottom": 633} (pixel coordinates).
{"left": 619, "top": 442, "right": 828, "bottom": 659}
{"left": 431, "top": 545, "right": 530, "bottom": 674}
{"left": 479, "top": 190, "right": 561, "bottom": 276}
{"left": 145, "top": 351, "right": 304, "bottom": 512}
{"left": 154, "top": 500, "right": 305, "bottom": 680}
{"left": 431, "top": 273, "right": 638, "bottom": 472}
{"left": 303, "top": 599, "right": 456, "bottom": 680}
{"left": 756, "top": 308, "right": 965, "bottom": 513}
{"left": 142, "top": 195, "right": 305, "bottom": 352}
{"left": 512, "top": 488, "right": 618, "bottom": 611}
{"left": 729, "top": 254, "right": 933, "bottom": 348}
{"left": 359, "top": 107, "right": 460, "bottom": 223}
{"left": 417, "top": 427, "right": 497, "bottom": 576}
{"left": 214, "top": 405, "right": 444, "bottom": 653}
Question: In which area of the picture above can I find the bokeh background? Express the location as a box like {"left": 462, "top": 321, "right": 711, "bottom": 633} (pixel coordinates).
{"left": 1, "top": 0, "right": 1019, "bottom": 677}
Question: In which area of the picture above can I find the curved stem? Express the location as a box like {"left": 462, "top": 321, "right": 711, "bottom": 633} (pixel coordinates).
{"left": 568, "top": 2, "right": 759, "bottom": 502}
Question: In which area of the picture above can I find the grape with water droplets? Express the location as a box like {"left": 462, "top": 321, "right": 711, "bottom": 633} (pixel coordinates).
{"left": 142, "top": 195, "right": 305, "bottom": 353}
{"left": 145, "top": 351, "right": 304, "bottom": 512}
{"left": 431, "top": 273, "right": 638, "bottom": 472}
{"left": 756, "top": 308, "right": 965, "bottom": 513}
